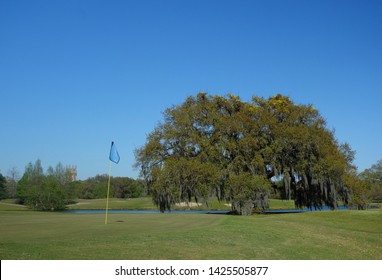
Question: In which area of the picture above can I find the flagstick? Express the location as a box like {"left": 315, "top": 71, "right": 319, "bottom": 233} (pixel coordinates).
{"left": 105, "top": 160, "right": 112, "bottom": 225}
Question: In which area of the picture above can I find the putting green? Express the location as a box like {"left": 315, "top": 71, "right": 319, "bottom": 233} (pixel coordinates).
{"left": 0, "top": 208, "right": 381, "bottom": 260}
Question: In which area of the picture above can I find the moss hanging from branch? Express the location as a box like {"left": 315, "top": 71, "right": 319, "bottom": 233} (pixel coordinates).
{"left": 135, "top": 93, "right": 356, "bottom": 214}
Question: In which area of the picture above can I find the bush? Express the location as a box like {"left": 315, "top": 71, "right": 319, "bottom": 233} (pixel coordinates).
{"left": 25, "top": 176, "right": 66, "bottom": 211}
{"left": 370, "top": 184, "right": 382, "bottom": 203}
{"left": 0, "top": 173, "right": 8, "bottom": 200}
{"left": 227, "top": 173, "right": 271, "bottom": 215}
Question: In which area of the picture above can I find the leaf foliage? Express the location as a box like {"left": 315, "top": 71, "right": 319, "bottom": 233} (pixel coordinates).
{"left": 136, "top": 93, "right": 357, "bottom": 214}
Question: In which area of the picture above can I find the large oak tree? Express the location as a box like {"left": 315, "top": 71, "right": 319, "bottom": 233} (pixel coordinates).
{"left": 135, "top": 93, "right": 356, "bottom": 214}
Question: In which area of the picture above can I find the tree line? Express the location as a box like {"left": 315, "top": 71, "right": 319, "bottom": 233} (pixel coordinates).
{"left": 135, "top": 93, "right": 381, "bottom": 214}
{"left": 1, "top": 93, "right": 381, "bottom": 213}
{"left": 0, "top": 160, "right": 145, "bottom": 211}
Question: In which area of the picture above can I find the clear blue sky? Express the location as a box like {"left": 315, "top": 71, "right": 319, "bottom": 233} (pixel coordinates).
{"left": 1, "top": 0, "right": 381, "bottom": 180}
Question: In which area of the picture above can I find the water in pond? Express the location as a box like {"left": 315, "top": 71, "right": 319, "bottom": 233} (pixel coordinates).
{"left": 65, "top": 209, "right": 231, "bottom": 214}
{"left": 65, "top": 205, "right": 350, "bottom": 215}
{"left": 262, "top": 205, "right": 348, "bottom": 214}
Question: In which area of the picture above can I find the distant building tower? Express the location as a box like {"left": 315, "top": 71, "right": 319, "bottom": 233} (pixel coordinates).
{"left": 66, "top": 165, "right": 77, "bottom": 181}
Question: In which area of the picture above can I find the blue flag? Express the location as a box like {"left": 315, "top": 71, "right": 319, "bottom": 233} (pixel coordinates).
{"left": 109, "top": 141, "right": 120, "bottom": 164}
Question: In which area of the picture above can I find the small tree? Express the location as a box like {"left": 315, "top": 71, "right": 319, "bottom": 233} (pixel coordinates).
{"left": 227, "top": 173, "right": 271, "bottom": 215}
{"left": 0, "top": 173, "right": 8, "bottom": 200}
{"left": 360, "top": 160, "right": 382, "bottom": 203}
{"left": 16, "top": 160, "right": 67, "bottom": 211}
{"left": 16, "top": 162, "right": 42, "bottom": 205}
{"left": 25, "top": 176, "right": 66, "bottom": 211}
{"left": 111, "top": 177, "right": 145, "bottom": 199}
{"left": 343, "top": 173, "right": 370, "bottom": 210}
{"left": 6, "top": 167, "right": 20, "bottom": 198}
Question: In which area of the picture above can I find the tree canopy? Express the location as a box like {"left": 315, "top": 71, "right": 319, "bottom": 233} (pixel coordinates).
{"left": 14, "top": 160, "right": 145, "bottom": 211}
{"left": 17, "top": 160, "right": 67, "bottom": 210}
{"left": 135, "top": 93, "right": 357, "bottom": 214}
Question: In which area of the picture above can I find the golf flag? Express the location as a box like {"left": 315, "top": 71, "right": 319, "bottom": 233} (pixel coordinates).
{"left": 109, "top": 141, "right": 120, "bottom": 164}
{"left": 105, "top": 141, "right": 120, "bottom": 224}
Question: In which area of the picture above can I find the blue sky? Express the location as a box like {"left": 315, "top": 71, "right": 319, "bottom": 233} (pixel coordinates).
{"left": 1, "top": 0, "right": 381, "bottom": 180}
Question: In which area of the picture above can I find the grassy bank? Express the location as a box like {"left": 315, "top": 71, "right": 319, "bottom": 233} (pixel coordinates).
{"left": 0, "top": 197, "right": 296, "bottom": 211}
{"left": 0, "top": 203, "right": 380, "bottom": 259}
{"left": 66, "top": 197, "right": 296, "bottom": 211}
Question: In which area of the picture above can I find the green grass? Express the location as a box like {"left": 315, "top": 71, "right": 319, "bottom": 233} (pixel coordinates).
{"left": 64, "top": 197, "right": 295, "bottom": 211}
{"left": 67, "top": 197, "right": 157, "bottom": 210}
{"left": 0, "top": 202, "right": 381, "bottom": 260}
{"left": 0, "top": 197, "right": 295, "bottom": 211}
{"left": 66, "top": 197, "right": 234, "bottom": 210}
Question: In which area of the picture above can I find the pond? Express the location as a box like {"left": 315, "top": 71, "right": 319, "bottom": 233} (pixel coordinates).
{"left": 65, "top": 205, "right": 350, "bottom": 215}
{"left": 262, "top": 205, "right": 348, "bottom": 214}
{"left": 65, "top": 209, "right": 231, "bottom": 214}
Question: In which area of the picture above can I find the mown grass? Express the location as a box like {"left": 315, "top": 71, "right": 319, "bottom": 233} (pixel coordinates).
{"left": 67, "top": 197, "right": 232, "bottom": 210}
{"left": 0, "top": 200, "right": 380, "bottom": 260}
{"left": 64, "top": 197, "right": 296, "bottom": 211}
{"left": 0, "top": 197, "right": 296, "bottom": 211}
